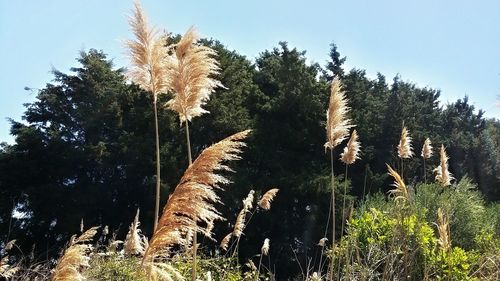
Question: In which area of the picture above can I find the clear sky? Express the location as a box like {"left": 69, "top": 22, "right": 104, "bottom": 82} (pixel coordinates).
{"left": 1, "top": 0, "right": 499, "bottom": 143}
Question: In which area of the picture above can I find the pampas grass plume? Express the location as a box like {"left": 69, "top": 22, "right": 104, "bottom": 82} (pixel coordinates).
{"left": 258, "top": 188, "right": 279, "bottom": 210}
{"left": 434, "top": 144, "right": 454, "bottom": 186}
{"left": 397, "top": 126, "right": 414, "bottom": 159}
{"left": 340, "top": 130, "right": 361, "bottom": 165}
{"left": 261, "top": 238, "right": 270, "bottom": 256}
{"left": 324, "top": 78, "right": 352, "bottom": 150}
{"left": 125, "top": 1, "right": 169, "bottom": 100}
{"left": 386, "top": 164, "right": 409, "bottom": 202}
{"left": 165, "top": 26, "right": 223, "bottom": 123}
{"left": 421, "top": 138, "right": 433, "bottom": 159}
{"left": 142, "top": 130, "right": 250, "bottom": 264}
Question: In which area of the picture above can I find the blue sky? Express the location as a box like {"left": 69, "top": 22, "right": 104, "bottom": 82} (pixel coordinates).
{"left": 1, "top": 0, "right": 499, "bottom": 143}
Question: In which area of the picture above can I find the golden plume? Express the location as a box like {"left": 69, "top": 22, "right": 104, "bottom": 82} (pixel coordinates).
{"left": 261, "top": 238, "right": 270, "bottom": 256}
{"left": 434, "top": 144, "right": 454, "bottom": 186}
{"left": 340, "top": 130, "right": 361, "bottom": 165}
{"left": 397, "top": 126, "right": 414, "bottom": 159}
{"left": 220, "top": 232, "right": 232, "bottom": 251}
{"left": 165, "top": 26, "right": 223, "bottom": 123}
{"left": 421, "top": 138, "right": 433, "bottom": 159}
{"left": 233, "top": 189, "right": 255, "bottom": 238}
{"left": 317, "top": 237, "right": 328, "bottom": 247}
{"left": 125, "top": 1, "right": 170, "bottom": 101}
{"left": 386, "top": 164, "right": 409, "bottom": 202}
{"left": 258, "top": 188, "right": 279, "bottom": 210}
{"left": 52, "top": 227, "right": 98, "bottom": 281}
{"left": 233, "top": 208, "right": 248, "bottom": 238}
{"left": 0, "top": 257, "right": 19, "bottom": 279}
{"left": 437, "top": 208, "right": 451, "bottom": 252}
{"left": 324, "top": 78, "right": 352, "bottom": 150}
{"left": 142, "top": 130, "right": 250, "bottom": 264}
{"left": 242, "top": 190, "right": 255, "bottom": 211}
{"left": 124, "top": 209, "right": 146, "bottom": 255}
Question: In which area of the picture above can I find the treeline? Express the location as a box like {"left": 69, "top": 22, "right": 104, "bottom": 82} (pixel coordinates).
{"left": 0, "top": 41, "right": 498, "bottom": 278}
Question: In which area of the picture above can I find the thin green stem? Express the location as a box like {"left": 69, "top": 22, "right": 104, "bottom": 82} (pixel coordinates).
{"left": 362, "top": 164, "right": 368, "bottom": 213}
{"left": 153, "top": 100, "right": 161, "bottom": 232}
{"left": 337, "top": 164, "right": 349, "bottom": 279}
{"left": 185, "top": 121, "right": 196, "bottom": 281}
{"left": 423, "top": 158, "right": 427, "bottom": 184}
{"left": 256, "top": 254, "right": 263, "bottom": 281}
{"left": 329, "top": 148, "right": 336, "bottom": 281}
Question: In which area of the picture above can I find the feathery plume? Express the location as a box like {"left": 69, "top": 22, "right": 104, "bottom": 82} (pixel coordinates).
{"left": 220, "top": 233, "right": 232, "bottom": 251}
{"left": 165, "top": 26, "right": 223, "bottom": 123}
{"left": 145, "top": 261, "right": 185, "bottom": 281}
{"left": 102, "top": 225, "right": 109, "bottom": 236}
{"left": 233, "top": 208, "right": 247, "bottom": 238}
{"left": 437, "top": 208, "right": 451, "bottom": 252}
{"left": 324, "top": 78, "right": 353, "bottom": 150}
{"left": 233, "top": 189, "right": 257, "bottom": 238}
{"left": 317, "top": 237, "right": 328, "bottom": 247}
{"left": 421, "top": 138, "right": 433, "bottom": 159}
{"left": 80, "top": 218, "right": 84, "bottom": 233}
{"left": 0, "top": 257, "right": 19, "bottom": 279}
{"left": 258, "top": 188, "right": 279, "bottom": 210}
{"left": 4, "top": 240, "right": 15, "bottom": 251}
{"left": 340, "top": 130, "right": 361, "bottom": 165}
{"left": 246, "top": 259, "right": 257, "bottom": 271}
{"left": 386, "top": 164, "right": 409, "bottom": 202}
{"left": 142, "top": 130, "right": 250, "bottom": 264}
{"left": 125, "top": 1, "right": 169, "bottom": 100}
{"left": 242, "top": 190, "right": 255, "bottom": 211}
{"left": 124, "top": 209, "right": 146, "bottom": 255}
{"left": 52, "top": 227, "right": 98, "bottom": 281}
{"left": 397, "top": 126, "right": 414, "bottom": 159}
{"left": 261, "top": 238, "right": 270, "bottom": 256}
{"left": 434, "top": 145, "right": 454, "bottom": 187}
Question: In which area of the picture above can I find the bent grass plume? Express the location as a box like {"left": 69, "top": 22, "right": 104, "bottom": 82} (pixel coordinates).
{"left": 386, "top": 164, "right": 409, "bottom": 203}
{"left": 164, "top": 25, "right": 223, "bottom": 281}
{"left": 258, "top": 188, "right": 279, "bottom": 210}
{"left": 141, "top": 130, "right": 250, "bottom": 274}
{"left": 125, "top": 1, "right": 170, "bottom": 232}
{"left": 52, "top": 227, "right": 99, "bottom": 281}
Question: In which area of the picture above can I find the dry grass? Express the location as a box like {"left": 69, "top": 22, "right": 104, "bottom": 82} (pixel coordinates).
{"left": 434, "top": 144, "right": 454, "bottom": 187}
{"left": 437, "top": 208, "right": 451, "bottom": 252}
{"left": 0, "top": 256, "right": 19, "bottom": 279}
{"left": 124, "top": 209, "right": 147, "bottom": 256}
{"left": 397, "top": 126, "right": 414, "bottom": 159}
{"left": 340, "top": 130, "right": 361, "bottom": 165}
{"left": 220, "top": 233, "right": 232, "bottom": 251}
{"left": 165, "top": 26, "right": 223, "bottom": 123}
{"left": 386, "top": 164, "right": 409, "bottom": 202}
{"left": 234, "top": 190, "right": 255, "bottom": 238}
{"left": 258, "top": 188, "right": 279, "bottom": 210}
{"left": 324, "top": 78, "right": 352, "bottom": 150}
{"left": 142, "top": 130, "right": 250, "bottom": 264}
{"left": 125, "top": 1, "right": 170, "bottom": 100}
{"left": 421, "top": 138, "right": 433, "bottom": 159}
{"left": 52, "top": 227, "right": 98, "bottom": 281}
{"left": 261, "top": 239, "right": 270, "bottom": 256}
